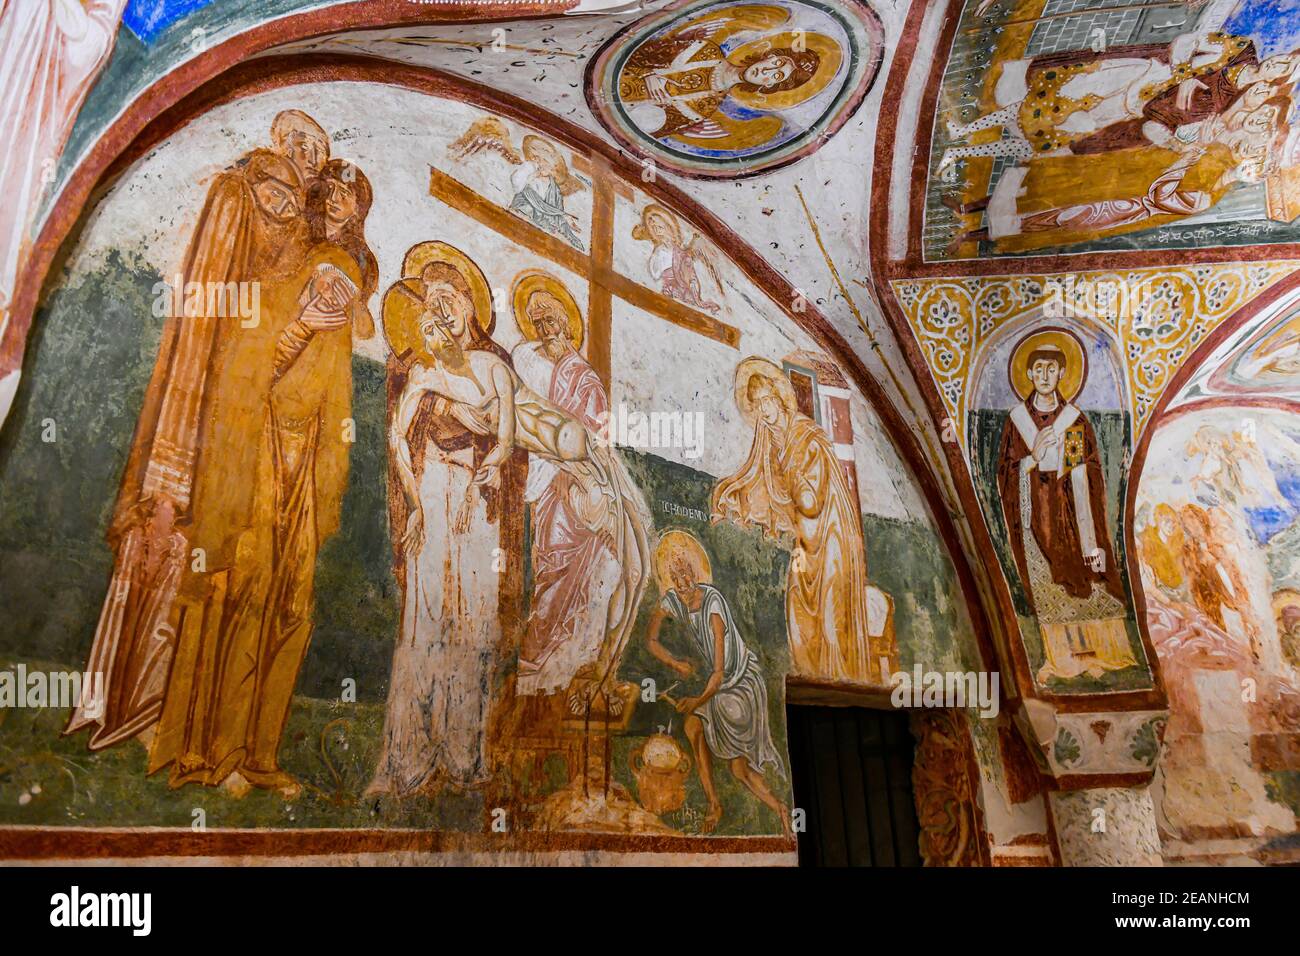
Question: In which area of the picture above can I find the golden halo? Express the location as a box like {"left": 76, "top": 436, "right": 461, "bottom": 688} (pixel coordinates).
{"left": 1008, "top": 328, "right": 1087, "bottom": 402}
{"left": 654, "top": 529, "right": 713, "bottom": 596}
{"left": 512, "top": 271, "right": 584, "bottom": 348}
{"left": 734, "top": 356, "right": 798, "bottom": 423}
{"left": 382, "top": 242, "right": 494, "bottom": 368}
{"left": 728, "top": 32, "right": 843, "bottom": 111}
{"left": 1272, "top": 587, "right": 1300, "bottom": 619}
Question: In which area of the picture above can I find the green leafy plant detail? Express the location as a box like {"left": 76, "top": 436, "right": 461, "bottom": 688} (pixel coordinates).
{"left": 1130, "top": 718, "right": 1164, "bottom": 767}
{"left": 1054, "top": 728, "right": 1082, "bottom": 767}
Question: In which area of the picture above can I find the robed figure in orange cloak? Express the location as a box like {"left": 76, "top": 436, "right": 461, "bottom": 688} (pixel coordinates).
{"left": 148, "top": 159, "right": 377, "bottom": 796}
{"left": 712, "top": 357, "right": 894, "bottom": 683}
{"left": 65, "top": 146, "right": 313, "bottom": 754}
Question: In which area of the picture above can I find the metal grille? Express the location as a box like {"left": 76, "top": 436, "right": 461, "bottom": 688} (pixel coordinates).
{"left": 788, "top": 705, "right": 922, "bottom": 867}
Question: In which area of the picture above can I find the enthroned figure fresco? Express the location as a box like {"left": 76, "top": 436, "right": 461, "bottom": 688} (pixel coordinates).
{"left": 67, "top": 111, "right": 379, "bottom": 798}
{"left": 970, "top": 324, "right": 1147, "bottom": 690}
{"left": 712, "top": 357, "right": 897, "bottom": 685}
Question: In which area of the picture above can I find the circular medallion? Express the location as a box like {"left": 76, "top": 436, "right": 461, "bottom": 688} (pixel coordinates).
{"left": 586, "top": 0, "right": 884, "bottom": 179}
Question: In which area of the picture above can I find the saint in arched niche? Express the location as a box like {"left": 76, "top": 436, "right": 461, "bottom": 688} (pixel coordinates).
{"left": 971, "top": 325, "right": 1150, "bottom": 691}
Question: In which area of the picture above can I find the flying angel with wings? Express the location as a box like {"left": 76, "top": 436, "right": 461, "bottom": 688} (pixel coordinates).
{"left": 449, "top": 118, "right": 590, "bottom": 251}
{"left": 615, "top": 3, "right": 844, "bottom": 153}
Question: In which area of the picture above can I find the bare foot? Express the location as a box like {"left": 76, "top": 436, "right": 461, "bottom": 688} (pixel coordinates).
{"left": 221, "top": 771, "right": 252, "bottom": 800}
{"left": 701, "top": 803, "right": 723, "bottom": 834}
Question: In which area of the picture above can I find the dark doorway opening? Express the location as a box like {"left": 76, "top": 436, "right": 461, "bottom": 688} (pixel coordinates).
{"left": 787, "top": 704, "right": 922, "bottom": 867}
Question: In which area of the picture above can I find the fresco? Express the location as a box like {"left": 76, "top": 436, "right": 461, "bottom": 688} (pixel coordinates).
{"left": 0, "top": 1, "right": 127, "bottom": 358}
{"left": 1186, "top": 293, "right": 1300, "bottom": 400}
{"left": 0, "top": 82, "right": 977, "bottom": 843}
{"left": 586, "top": 0, "right": 885, "bottom": 178}
{"left": 968, "top": 318, "right": 1151, "bottom": 693}
{"left": 1136, "top": 405, "right": 1300, "bottom": 839}
{"left": 926, "top": 0, "right": 1300, "bottom": 260}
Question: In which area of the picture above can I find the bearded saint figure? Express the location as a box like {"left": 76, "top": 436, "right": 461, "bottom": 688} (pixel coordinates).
{"left": 508, "top": 275, "right": 622, "bottom": 696}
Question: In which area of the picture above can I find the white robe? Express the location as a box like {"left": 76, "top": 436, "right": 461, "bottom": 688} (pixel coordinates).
{"left": 367, "top": 441, "right": 500, "bottom": 795}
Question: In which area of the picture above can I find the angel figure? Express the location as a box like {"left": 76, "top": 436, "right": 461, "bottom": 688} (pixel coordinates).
{"left": 632, "top": 204, "right": 724, "bottom": 314}
{"left": 449, "top": 118, "right": 589, "bottom": 251}
{"left": 615, "top": 3, "right": 842, "bottom": 152}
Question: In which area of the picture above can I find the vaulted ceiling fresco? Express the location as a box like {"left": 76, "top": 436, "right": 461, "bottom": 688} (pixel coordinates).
{"left": 0, "top": 0, "right": 1297, "bottom": 867}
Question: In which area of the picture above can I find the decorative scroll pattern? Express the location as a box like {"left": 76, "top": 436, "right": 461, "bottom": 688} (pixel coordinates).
{"left": 890, "top": 263, "right": 1300, "bottom": 447}
{"left": 910, "top": 709, "right": 985, "bottom": 867}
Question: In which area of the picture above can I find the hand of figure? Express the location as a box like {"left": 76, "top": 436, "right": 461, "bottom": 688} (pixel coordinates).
{"left": 1031, "top": 429, "right": 1059, "bottom": 462}
{"left": 299, "top": 309, "right": 349, "bottom": 333}
{"left": 473, "top": 463, "right": 501, "bottom": 490}
{"left": 675, "top": 696, "right": 698, "bottom": 714}
{"left": 403, "top": 508, "right": 425, "bottom": 556}
{"left": 1175, "top": 77, "right": 1207, "bottom": 112}
{"left": 644, "top": 74, "right": 672, "bottom": 106}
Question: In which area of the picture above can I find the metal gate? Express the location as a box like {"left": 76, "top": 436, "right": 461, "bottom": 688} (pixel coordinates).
{"left": 787, "top": 705, "right": 922, "bottom": 867}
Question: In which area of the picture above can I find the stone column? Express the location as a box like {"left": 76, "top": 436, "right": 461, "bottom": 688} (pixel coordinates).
{"left": 1049, "top": 786, "right": 1163, "bottom": 866}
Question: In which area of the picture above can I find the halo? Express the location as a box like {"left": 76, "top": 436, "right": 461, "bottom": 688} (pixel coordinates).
{"left": 1008, "top": 328, "right": 1087, "bottom": 402}
{"left": 728, "top": 32, "right": 843, "bottom": 111}
{"left": 1272, "top": 587, "right": 1300, "bottom": 620}
{"left": 734, "top": 356, "right": 799, "bottom": 423}
{"left": 654, "top": 529, "right": 713, "bottom": 595}
{"left": 512, "top": 271, "right": 584, "bottom": 348}
{"left": 383, "top": 242, "right": 494, "bottom": 368}
{"left": 634, "top": 203, "right": 680, "bottom": 243}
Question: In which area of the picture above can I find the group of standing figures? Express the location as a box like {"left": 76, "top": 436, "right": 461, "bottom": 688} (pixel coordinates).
{"left": 64, "top": 109, "right": 896, "bottom": 832}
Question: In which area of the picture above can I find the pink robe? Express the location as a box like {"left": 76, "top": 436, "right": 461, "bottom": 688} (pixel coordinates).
{"left": 517, "top": 348, "right": 621, "bottom": 695}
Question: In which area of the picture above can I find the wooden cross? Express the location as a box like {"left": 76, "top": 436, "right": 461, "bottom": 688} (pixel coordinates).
{"left": 429, "top": 159, "right": 740, "bottom": 389}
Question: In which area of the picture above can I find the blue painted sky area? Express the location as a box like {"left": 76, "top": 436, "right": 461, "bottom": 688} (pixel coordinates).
{"left": 123, "top": 0, "right": 217, "bottom": 44}
{"left": 1224, "top": 0, "right": 1300, "bottom": 58}
{"left": 50, "top": 0, "right": 331, "bottom": 217}
{"left": 1245, "top": 461, "right": 1300, "bottom": 544}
